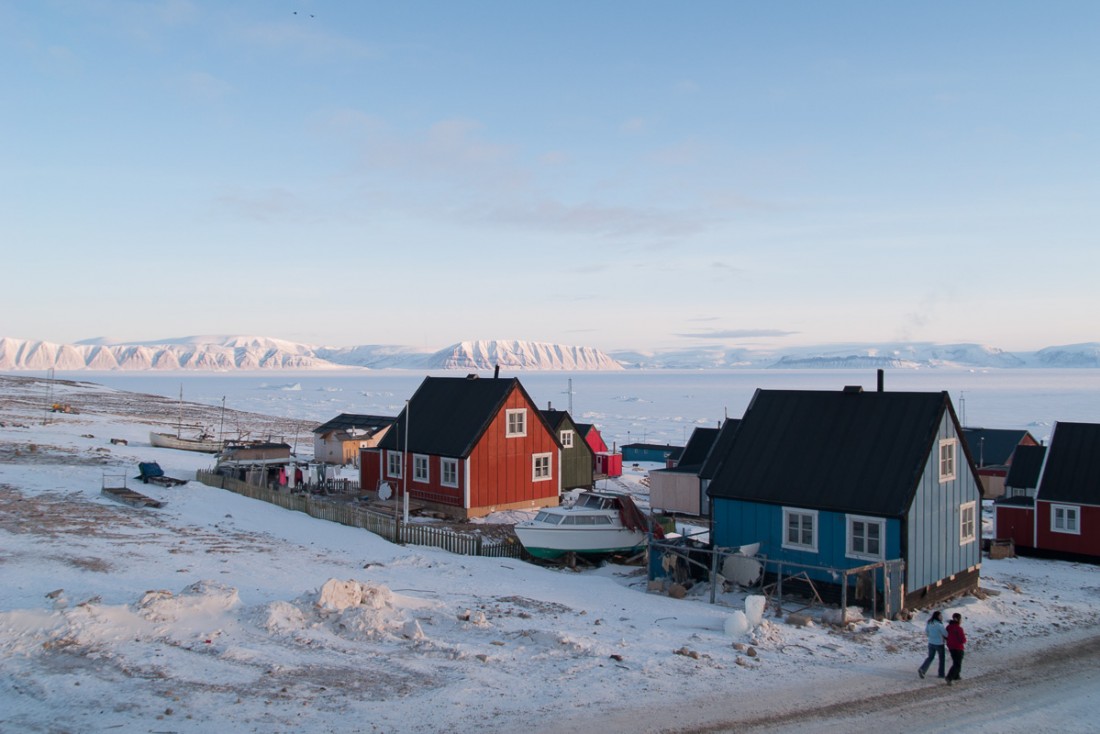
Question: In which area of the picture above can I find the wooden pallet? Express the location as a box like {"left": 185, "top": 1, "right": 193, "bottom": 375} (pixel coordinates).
{"left": 101, "top": 485, "right": 164, "bottom": 509}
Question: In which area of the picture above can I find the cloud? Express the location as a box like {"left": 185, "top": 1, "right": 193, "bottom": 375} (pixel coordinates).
{"left": 674, "top": 329, "right": 799, "bottom": 339}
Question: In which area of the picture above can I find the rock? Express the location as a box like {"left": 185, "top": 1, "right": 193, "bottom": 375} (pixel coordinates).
{"left": 668, "top": 583, "right": 687, "bottom": 599}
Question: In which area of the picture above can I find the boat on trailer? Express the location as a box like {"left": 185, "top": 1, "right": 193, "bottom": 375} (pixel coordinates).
{"left": 514, "top": 489, "right": 658, "bottom": 560}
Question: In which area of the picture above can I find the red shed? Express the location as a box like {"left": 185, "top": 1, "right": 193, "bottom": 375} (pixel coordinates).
{"left": 361, "top": 375, "right": 561, "bottom": 519}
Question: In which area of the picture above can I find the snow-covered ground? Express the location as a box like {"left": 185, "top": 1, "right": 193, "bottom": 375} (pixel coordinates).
{"left": 2, "top": 374, "right": 1099, "bottom": 733}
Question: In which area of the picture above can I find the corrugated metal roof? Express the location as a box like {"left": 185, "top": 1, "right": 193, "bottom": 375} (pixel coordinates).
{"left": 377, "top": 376, "right": 548, "bottom": 458}
{"left": 708, "top": 389, "right": 952, "bottom": 517}
{"left": 1037, "top": 422, "right": 1100, "bottom": 504}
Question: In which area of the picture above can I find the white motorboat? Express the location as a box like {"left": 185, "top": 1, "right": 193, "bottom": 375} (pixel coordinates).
{"left": 514, "top": 490, "right": 656, "bottom": 560}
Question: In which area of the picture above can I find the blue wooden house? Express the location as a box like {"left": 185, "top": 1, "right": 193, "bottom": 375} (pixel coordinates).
{"left": 707, "top": 385, "right": 983, "bottom": 612}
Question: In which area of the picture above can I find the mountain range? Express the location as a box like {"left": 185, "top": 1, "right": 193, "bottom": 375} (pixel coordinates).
{"left": 1, "top": 336, "right": 1098, "bottom": 371}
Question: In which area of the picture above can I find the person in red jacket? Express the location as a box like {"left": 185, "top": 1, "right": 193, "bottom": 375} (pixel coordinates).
{"left": 945, "top": 612, "right": 967, "bottom": 685}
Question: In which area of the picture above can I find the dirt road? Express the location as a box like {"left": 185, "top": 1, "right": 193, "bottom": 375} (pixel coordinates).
{"left": 681, "top": 632, "right": 1100, "bottom": 733}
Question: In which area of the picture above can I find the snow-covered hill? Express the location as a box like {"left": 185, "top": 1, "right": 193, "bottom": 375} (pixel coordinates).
{"left": 0, "top": 337, "right": 622, "bottom": 372}
{"left": 2, "top": 336, "right": 1098, "bottom": 371}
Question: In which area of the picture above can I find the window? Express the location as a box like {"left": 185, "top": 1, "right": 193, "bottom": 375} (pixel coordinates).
{"left": 386, "top": 451, "right": 402, "bottom": 478}
{"left": 506, "top": 409, "right": 527, "bottom": 437}
{"left": 1051, "top": 504, "right": 1080, "bottom": 535}
{"left": 441, "top": 458, "right": 458, "bottom": 488}
{"left": 782, "top": 508, "right": 818, "bottom": 552}
{"left": 847, "top": 515, "right": 885, "bottom": 560}
{"left": 532, "top": 452, "right": 552, "bottom": 481}
{"left": 560, "top": 430, "right": 574, "bottom": 448}
{"left": 938, "top": 439, "right": 957, "bottom": 482}
{"left": 413, "top": 454, "right": 429, "bottom": 483}
{"left": 960, "top": 501, "right": 976, "bottom": 545}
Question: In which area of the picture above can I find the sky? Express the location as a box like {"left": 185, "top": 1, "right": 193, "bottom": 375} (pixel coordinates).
{"left": 2, "top": 1, "right": 1099, "bottom": 353}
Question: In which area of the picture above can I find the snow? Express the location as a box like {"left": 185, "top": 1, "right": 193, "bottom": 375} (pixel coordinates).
{"left": 2, "top": 373, "right": 1100, "bottom": 733}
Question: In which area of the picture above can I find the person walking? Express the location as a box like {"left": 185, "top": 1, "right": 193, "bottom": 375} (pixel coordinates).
{"left": 918, "top": 610, "right": 947, "bottom": 679}
{"left": 945, "top": 612, "right": 967, "bottom": 685}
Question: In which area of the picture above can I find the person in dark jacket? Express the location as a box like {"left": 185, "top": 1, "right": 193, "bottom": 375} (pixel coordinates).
{"left": 919, "top": 610, "right": 947, "bottom": 679}
{"left": 945, "top": 612, "right": 967, "bottom": 684}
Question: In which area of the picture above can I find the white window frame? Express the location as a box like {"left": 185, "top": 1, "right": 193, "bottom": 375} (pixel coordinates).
{"left": 441, "top": 458, "right": 459, "bottom": 488}
{"left": 782, "top": 508, "right": 818, "bottom": 553}
{"left": 560, "top": 429, "right": 574, "bottom": 448}
{"left": 386, "top": 450, "right": 403, "bottom": 479}
{"left": 938, "top": 439, "right": 957, "bottom": 482}
{"left": 960, "top": 501, "right": 977, "bottom": 545}
{"left": 506, "top": 409, "right": 527, "bottom": 438}
{"left": 413, "top": 454, "right": 429, "bottom": 483}
{"left": 1050, "top": 504, "right": 1081, "bottom": 535}
{"left": 532, "top": 452, "right": 552, "bottom": 482}
{"left": 846, "top": 514, "right": 885, "bottom": 561}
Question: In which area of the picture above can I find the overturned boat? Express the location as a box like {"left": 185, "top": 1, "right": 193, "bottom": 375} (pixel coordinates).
{"left": 514, "top": 489, "right": 659, "bottom": 560}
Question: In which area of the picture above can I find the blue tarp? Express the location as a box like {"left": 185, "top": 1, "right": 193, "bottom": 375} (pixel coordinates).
{"left": 137, "top": 462, "right": 165, "bottom": 479}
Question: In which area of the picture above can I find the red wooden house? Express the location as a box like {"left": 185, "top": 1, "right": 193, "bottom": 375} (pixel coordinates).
{"left": 360, "top": 375, "right": 561, "bottom": 519}
{"left": 576, "top": 422, "right": 622, "bottom": 478}
{"left": 994, "top": 422, "right": 1100, "bottom": 560}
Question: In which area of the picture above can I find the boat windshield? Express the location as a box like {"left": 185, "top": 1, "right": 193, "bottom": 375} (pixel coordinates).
{"left": 533, "top": 511, "right": 564, "bottom": 525}
{"left": 576, "top": 494, "right": 616, "bottom": 510}
{"left": 561, "top": 515, "right": 614, "bottom": 525}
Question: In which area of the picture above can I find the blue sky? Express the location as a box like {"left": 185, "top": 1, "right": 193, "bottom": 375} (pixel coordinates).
{"left": 2, "top": 1, "right": 1098, "bottom": 353}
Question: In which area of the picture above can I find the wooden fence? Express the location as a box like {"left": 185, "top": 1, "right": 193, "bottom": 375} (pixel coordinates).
{"left": 196, "top": 470, "right": 526, "bottom": 560}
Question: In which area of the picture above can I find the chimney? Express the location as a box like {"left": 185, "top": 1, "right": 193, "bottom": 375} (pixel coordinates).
{"left": 547, "top": 401, "right": 553, "bottom": 410}
{"left": 877, "top": 368, "right": 885, "bottom": 393}
{"left": 843, "top": 385, "right": 863, "bottom": 394}
{"left": 494, "top": 364, "right": 500, "bottom": 379}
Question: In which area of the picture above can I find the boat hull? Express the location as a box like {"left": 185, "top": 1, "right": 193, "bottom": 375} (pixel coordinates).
{"left": 149, "top": 432, "right": 224, "bottom": 454}
{"left": 513, "top": 525, "right": 647, "bottom": 560}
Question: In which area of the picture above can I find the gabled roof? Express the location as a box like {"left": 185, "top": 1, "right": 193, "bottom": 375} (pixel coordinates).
{"left": 699, "top": 418, "right": 740, "bottom": 480}
{"left": 313, "top": 413, "right": 394, "bottom": 435}
{"left": 377, "top": 376, "right": 551, "bottom": 458}
{"left": 1036, "top": 422, "right": 1100, "bottom": 505}
{"left": 1005, "top": 444, "right": 1047, "bottom": 491}
{"left": 961, "top": 427, "right": 1036, "bottom": 467}
{"left": 677, "top": 427, "right": 721, "bottom": 468}
{"left": 708, "top": 388, "right": 958, "bottom": 517}
{"left": 541, "top": 409, "right": 571, "bottom": 432}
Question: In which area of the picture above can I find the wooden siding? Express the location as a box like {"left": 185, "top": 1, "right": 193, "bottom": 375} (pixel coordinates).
{"left": 558, "top": 423, "right": 595, "bottom": 491}
{"left": 650, "top": 471, "right": 702, "bottom": 515}
{"left": 711, "top": 498, "right": 902, "bottom": 583}
{"left": 467, "top": 387, "right": 560, "bottom": 510}
{"left": 1036, "top": 501, "right": 1100, "bottom": 557}
{"left": 905, "top": 414, "right": 983, "bottom": 594}
{"left": 995, "top": 505, "right": 1035, "bottom": 548}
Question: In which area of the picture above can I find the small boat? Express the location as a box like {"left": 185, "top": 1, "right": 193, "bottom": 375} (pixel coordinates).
{"left": 149, "top": 385, "right": 225, "bottom": 453}
{"left": 514, "top": 490, "right": 658, "bottom": 560}
{"left": 149, "top": 431, "right": 224, "bottom": 453}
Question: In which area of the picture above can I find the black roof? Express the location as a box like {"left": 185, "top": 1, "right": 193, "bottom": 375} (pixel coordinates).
{"left": 377, "top": 376, "right": 550, "bottom": 458}
{"left": 1037, "top": 422, "right": 1100, "bottom": 505}
{"left": 707, "top": 388, "right": 958, "bottom": 517}
{"left": 699, "top": 418, "right": 741, "bottom": 480}
{"left": 540, "top": 409, "right": 570, "bottom": 431}
{"left": 961, "top": 427, "right": 1035, "bottom": 467}
{"left": 313, "top": 413, "right": 394, "bottom": 434}
{"left": 677, "top": 427, "right": 721, "bottom": 468}
{"left": 1005, "top": 444, "right": 1047, "bottom": 491}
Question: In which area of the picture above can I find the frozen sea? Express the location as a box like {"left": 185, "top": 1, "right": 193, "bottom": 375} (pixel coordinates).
{"left": 76, "top": 368, "right": 1100, "bottom": 449}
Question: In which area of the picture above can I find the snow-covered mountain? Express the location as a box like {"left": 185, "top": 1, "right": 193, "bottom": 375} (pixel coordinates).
{"left": 0, "top": 337, "right": 622, "bottom": 372}
{"left": 2, "top": 336, "right": 1098, "bottom": 372}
